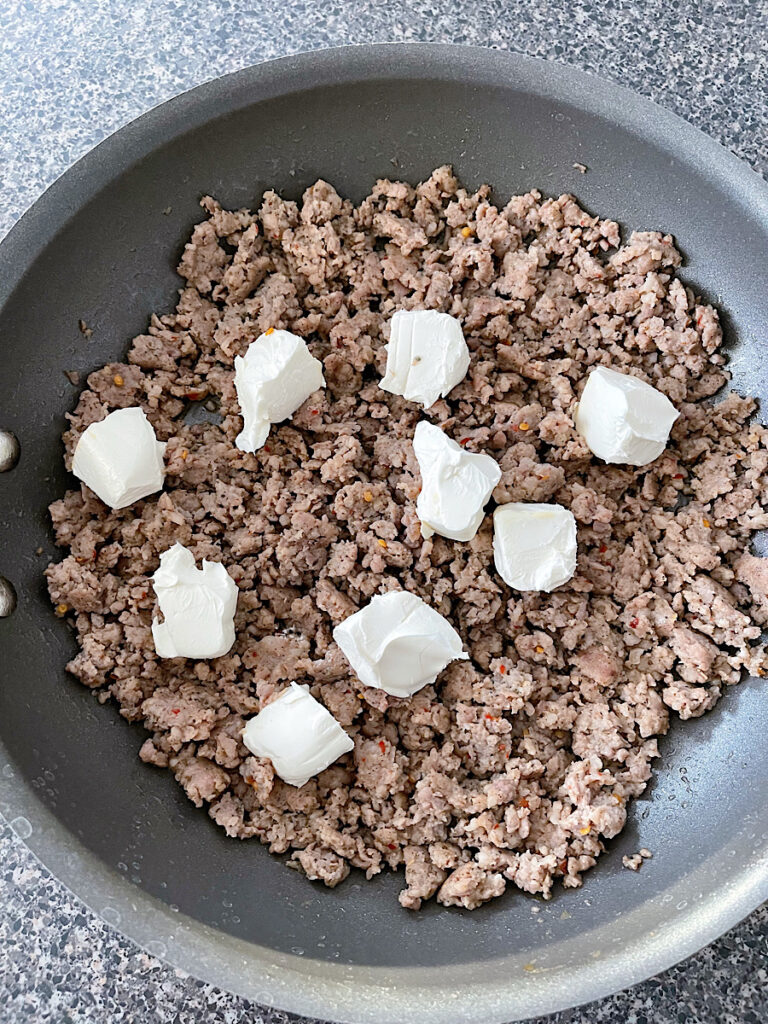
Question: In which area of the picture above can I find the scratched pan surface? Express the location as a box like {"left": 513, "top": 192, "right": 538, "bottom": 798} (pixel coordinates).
{"left": 0, "top": 45, "right": 766, "bottom": 1024}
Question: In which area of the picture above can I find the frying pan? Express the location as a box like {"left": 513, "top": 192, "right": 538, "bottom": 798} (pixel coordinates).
{"left": 0, "top": 44, "right": 766, "bottom": 1024}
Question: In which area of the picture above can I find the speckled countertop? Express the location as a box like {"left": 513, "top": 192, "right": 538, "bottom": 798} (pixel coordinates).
{"left": 1, "top": 1, "right": 767, "bottom": 1022}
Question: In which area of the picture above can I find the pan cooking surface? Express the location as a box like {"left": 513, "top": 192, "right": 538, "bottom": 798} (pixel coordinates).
{"left": 0, "top": 45, "right": 766, "bottom": 1023}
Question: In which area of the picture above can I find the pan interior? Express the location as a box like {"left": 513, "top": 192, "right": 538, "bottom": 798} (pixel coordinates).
{"left": 0, "top": 48, "right": 766, "bottom": 989}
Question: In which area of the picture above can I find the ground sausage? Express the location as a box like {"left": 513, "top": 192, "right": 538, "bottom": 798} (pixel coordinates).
{"left": 46, "top": 169, "right": 768, "bottom": 909}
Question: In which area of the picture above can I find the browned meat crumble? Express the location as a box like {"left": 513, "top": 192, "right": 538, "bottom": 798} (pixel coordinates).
{"left": 46, "top": 168, "right": 768, "bottom": 910}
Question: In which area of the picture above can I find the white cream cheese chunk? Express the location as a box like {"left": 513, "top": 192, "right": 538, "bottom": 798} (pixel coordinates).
{"left": 493, "top": 503, "right": 577, "bottom": 593}
{"left": 333, "top": 590, "right": 468, "bottom": 698}
{"left": 71, "top": 407, "right": 165, "bottom": 509}
{"left": 380, "top": 309, "right": 470, "bottom": 408}
{"left": 234, "top": 329, "right": 325, "bottom": 452}
{"left": 242, "top": 682, "right": 354, "bottom": 788}
{"left": 574, "top": 365, "right": 679, "bottom": 466}
{"left": 151, "top": 542, "right": 238, "bottom": 659}
{"left": 413, "top": 421, "right": 501, "bottom": 541}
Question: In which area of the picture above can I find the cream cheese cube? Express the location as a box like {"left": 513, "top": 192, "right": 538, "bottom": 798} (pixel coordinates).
{"left": 71, "top": 407, "right": 165, "bottom": 510}
{"left": 413, "top": 421, "right": 501, "bottom": 541}
{"left": 333, "top": 590, "right": 468, "bottom": 698}
{"left": 380, "top": 309, "right": 470, "bottom": 408}
{"left": 242, "top": 682, "right": 354, "bottom": 788}
{"left": 493, "top": 503, "right": 577, "bottom": 593}
{"left": 151, "top": 543, "right": 238, "bottom": 659}
{"left": 234, "top": 329, "right": 325, "bottom": 452}
{"left": 574, "top": 366, "right": 679, "bottom": 466}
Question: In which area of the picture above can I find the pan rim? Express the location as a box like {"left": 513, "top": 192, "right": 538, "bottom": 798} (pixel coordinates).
{"left": 1, "top": 42, "right": 767, "bottom": 1023}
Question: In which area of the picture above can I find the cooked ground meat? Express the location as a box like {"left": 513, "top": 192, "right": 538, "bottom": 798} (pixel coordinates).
{"left": 622, "top": 853, "right": 643, "bottom": 871}
{"left": 46, "top": 168, "right": 768, "bottom": 911}
{"left": 623, "top": 848, "right": 653, "bottom": 871}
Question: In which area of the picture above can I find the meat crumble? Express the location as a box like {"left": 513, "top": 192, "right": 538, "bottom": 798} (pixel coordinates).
{"left": 46, "top": 168, "right": 768, "bottom": 910}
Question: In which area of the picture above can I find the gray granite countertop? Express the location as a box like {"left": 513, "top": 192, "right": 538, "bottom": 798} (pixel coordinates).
{"left": 1, "top": 1, "right": 767, "bottom": 1021}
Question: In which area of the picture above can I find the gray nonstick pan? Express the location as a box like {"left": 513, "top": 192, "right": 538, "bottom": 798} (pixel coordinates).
{"left": 0, "top": 45, "right": 766, "bottom": 1024}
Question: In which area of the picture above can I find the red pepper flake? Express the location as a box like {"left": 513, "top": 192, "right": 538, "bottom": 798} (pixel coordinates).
{"left": 518, "top": 797, "right": 530, "bottom": 809}
{"left": 378, "top": 740, "right": 386, "bottom": 754}
{"left": 598, "top": 543, "right": 607, "bottom": 554}
{"left": 459, "top": 437, "right": 471, "bottom": 446}
{"left": 387, "top": 843, "right": 396, "bottom": 850}
{"left": 185, "top": 391, "right": 202, "bottom": 401}
{"left": 310, "top": 409, "right": 318, "bottom": 415}
{"left": 511, "top": 423, "right": 519, "bottom": 432}
{"left": 92, "top": 549, "right": 98, "bottom": 560}
{"left": 629, "top": 617, "right": 639, "bottom": 629}
{"left": 263, "top": 446, "right": 271, "bottom": 453}
{"left": 673, "top": 473, "right": 684, "bottom": 479}
{"left": 484, "top": 713, "right": 497, "bottom": 721}
{"left": 171, "top": 708, "right": 181, "bottom": 715}
{"left": 498, "top": 664, "right": 506, "bottom": 675}
{"left": 558, "top": 858, "right": 568, "bottom": 873}
{"left": 140, "top": 591, "right": 147, "bottom": 600}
